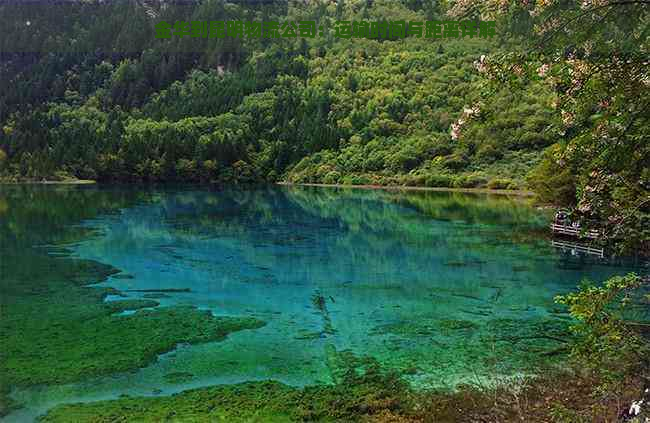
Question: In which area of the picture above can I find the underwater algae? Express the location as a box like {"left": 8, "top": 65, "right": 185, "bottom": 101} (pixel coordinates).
{"left": 39, "top": 348, "right": 414, "bottom": 423}
{"left": 0, "top": 250, "right": 265, "bottom": 417}
{"left": 35, "top": 341, "right": 581, "bottom": 423}
{"left": 0, "top": 187, "right": 267, "bottom": 417}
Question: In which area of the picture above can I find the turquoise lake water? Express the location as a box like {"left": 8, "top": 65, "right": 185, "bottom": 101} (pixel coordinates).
{"left": 0, "top": 185, "right": 645, "bottom": 421}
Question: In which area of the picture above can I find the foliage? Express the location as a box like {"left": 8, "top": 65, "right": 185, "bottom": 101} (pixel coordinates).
{"left": 555, "top": 273, "right": 648, "bottom": 387}
{"left": 449, "top": 0, "right": 649, "bottom": 254}
{"left": 525, "top": 144, "right": 576, "bottom": 206}
{"left": 1, "top": 0, "right": 554, "bottom": 188}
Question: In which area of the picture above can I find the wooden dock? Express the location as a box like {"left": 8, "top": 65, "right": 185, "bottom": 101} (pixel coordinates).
{"left": 550, "top": 223, "right": 600, "bottom": 239}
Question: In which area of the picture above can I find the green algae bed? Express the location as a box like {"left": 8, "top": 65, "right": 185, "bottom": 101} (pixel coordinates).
{"left": 36, "top": 358, "right": 647, "bottom": 423}
{"left": 38, "top": 349, "right": 452, "bottom": 422}
{"left": 40, "top": 372, "right": 407, "bottom": 422}
{"left": 40, "top": 376, "right": 408, "bottom": 422}
{"left": 0, "top": 249, "right": 265, "bottom": 417}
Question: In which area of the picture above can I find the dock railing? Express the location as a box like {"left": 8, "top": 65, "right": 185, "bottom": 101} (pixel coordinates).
{"left": 551, "top": 239, "right": 605, "bottom": 258}
{"left": 550, "top": 223, "right": 600, "bottom": 239}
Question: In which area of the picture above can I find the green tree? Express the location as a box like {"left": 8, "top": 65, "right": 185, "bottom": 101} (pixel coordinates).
{"left": 555, "top": 273, "right": 647, "bottom": 389}
{"left": 0, "top": 148, "right": 6, "bottom": 171}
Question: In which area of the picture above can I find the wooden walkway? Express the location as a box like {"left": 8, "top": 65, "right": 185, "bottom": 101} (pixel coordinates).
{"left": 550, "top": 223, "right": 600, "bottom": 239}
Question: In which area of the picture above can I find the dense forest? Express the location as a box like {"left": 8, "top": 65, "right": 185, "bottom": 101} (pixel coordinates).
{"left": 0, "top": 0, "right": 648, "bottom": 253}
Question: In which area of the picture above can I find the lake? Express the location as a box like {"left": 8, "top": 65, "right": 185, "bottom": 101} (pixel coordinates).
{"left": 0, "top": 185, "right": 642, "bottom": 421}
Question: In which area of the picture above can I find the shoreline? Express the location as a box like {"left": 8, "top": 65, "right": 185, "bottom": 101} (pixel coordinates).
{"left": 0, "top": 179, "right": 96, "bottom": 185}
{"left": 0, "top": 179, "right": 534, "bottom": 197}
{"left": 278, "top": 181, "right": 535, "bottom": 197}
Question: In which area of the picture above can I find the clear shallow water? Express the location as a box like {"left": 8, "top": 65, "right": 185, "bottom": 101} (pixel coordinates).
{"left": 1, "top": 185, "right": 644, "bottom": 421}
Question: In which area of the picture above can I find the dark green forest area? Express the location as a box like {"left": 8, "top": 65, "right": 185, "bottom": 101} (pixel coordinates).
{"left": 0, "top": 0, "right": 648, "bottom": 253}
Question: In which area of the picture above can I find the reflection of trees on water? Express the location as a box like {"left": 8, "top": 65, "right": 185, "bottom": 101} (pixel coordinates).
{"left": 67, "top": 188, "right": 574, "bottom": 292}
{"left": 552, "top": 240, "right": 643, "bottom": 272}
{"left": 0, "top": 185, "right": 153, "bottom": 249}
{"left": 93, "top": 187, "right": 569, "bottom": 314}
{"left": 155, "top": 187, "right": 523, "bottom": 272}
{"left": 285, "top": 186, "right": 550, "bottom": 248}
{"left": 287, "top": 186, "right": 546, "bottom": 224}
{"left": 102, "top": 186, "right": 545, "bottom": 251}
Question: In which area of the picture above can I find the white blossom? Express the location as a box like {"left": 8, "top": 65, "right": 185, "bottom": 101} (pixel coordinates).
{"left": 630, "top": 399, "right": 644, "bottom": 416}
{"left": 537, "top": 64, "right": 549, "bottom": 77}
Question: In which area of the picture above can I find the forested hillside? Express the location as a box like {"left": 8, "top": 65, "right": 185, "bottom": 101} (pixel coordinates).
{"left": 0, "top": 0, "right": 648, "bottom": 253}
{"left": 0, "top": 0, "right": 552, "bottom": 185}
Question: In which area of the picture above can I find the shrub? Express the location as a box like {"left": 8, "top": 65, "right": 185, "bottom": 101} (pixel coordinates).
{"left": 476, "top": 144, "right": 504, "bottom": 163}
{"left": 78, "top": 165, "right": 97, "bottom": 180}
{"left": 218, "top": 167, "right": 234, "bottom": 183}
{"left": 526, "top": 144, "right": 576, "bottom": 205}
{"left": 176, "top": 159, "right": 197, "bottom": 181}
{"left": 364, "top": 150, "right": 386, "bottom": 171}
{"left": 429, "top": 141, "right": 454, "bottom": 157}
{"left": 425, "top": 174, "right": 454, "bottom": 187}
{"left": 342, "top": 175, "right": 371, "bottom": 185}
{"left": 443, "top": 153, "right": 469, "bottom": 170}
{"left": 232, "top": 160, "right": 256, "bottom": 183}
{"left": 315, "top": 164, "right": 336, "bottom": 181}
{"left": 487, "top": 178, "right": 517, "bottom": 190}
{"left": 386, "top": 149, "right": 421, "bottom": 173}
{"left": 201, "top": 160, "right": 218, "bottom": 181}
{"left": 555, "top": 274, "right": 647, "bottom": 389}
{"left": 52, "top": 170, "right": 74, "bottom": 181}
{"left": 454, "top": 175, "right": 487, "bottom": 188}
{"left": 403, "top": 174, "right": 426, "bottom": 186}
{"left": 322, "top": 171, "right": 341, "bottom": 185}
